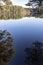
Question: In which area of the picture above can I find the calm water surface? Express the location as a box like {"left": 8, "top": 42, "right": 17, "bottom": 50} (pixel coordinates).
{"left": 0, "top": 17, "right": 43, "bottom": 65}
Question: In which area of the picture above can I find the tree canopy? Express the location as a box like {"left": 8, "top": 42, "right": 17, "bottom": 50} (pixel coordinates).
{"left": 26, "top": 0, "right": 43, "bottom": 7}
{"left": 25, "top": 41, "right": 43, "bottom": 65}
{"left": 0, "top": 30, "right": 15, "bottom": 65}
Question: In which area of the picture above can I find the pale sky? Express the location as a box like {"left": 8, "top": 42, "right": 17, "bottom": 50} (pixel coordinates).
{"left": 11, "top": 0, "right": 29, "bottom": 7}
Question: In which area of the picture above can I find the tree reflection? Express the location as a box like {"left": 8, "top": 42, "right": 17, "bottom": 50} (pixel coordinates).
{"left": 24, "top": 41, "right": 43, "bottom": 65}
{"left": 0, "top": 30, "right": 15, "bottom": 65}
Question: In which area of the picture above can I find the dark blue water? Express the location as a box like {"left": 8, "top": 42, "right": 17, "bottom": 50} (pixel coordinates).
{"left": 0, "top": 17, "right": 43, "bottom": 65}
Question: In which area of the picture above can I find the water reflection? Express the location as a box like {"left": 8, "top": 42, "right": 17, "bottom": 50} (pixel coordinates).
{"left": 25, "top": 41, "right": 43, "bottom": 65}
{"left": 0, "top": 30, "right": 15, "bottom": 65}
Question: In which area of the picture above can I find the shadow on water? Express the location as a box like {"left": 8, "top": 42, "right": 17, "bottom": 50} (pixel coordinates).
{"left": 0, "top": 30, "right": 15, "bottom": 65}
{"left": 24, "top": 41, "right": 43, "bottom": 65}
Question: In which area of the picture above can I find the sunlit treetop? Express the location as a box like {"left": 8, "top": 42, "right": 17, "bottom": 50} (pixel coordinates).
{"left": 0, "top": 0, "right": 13, "bottom": 5}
